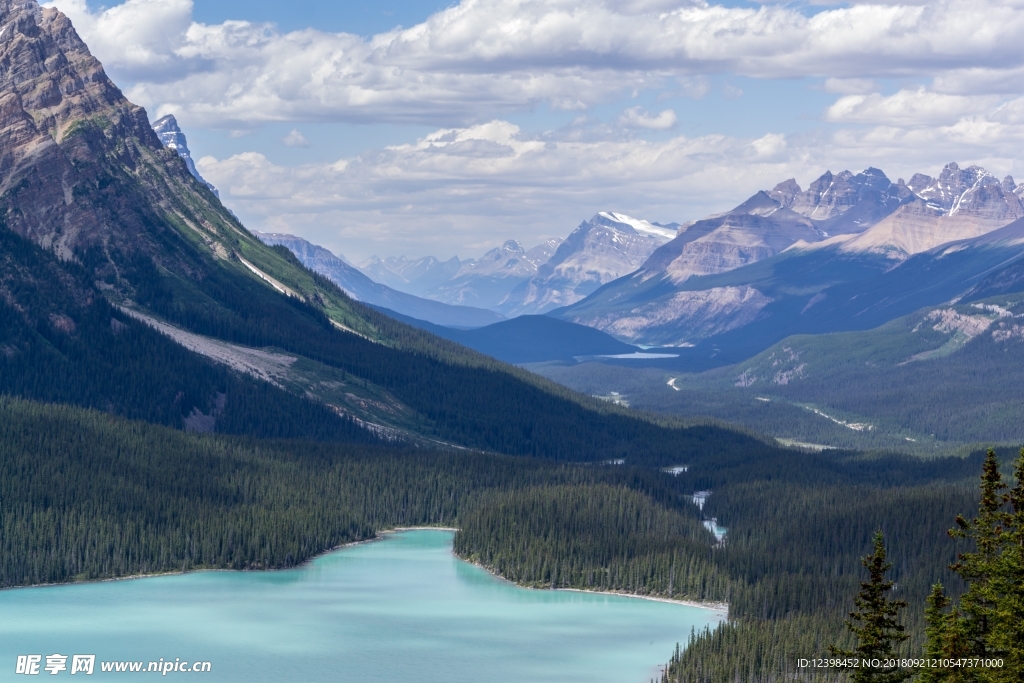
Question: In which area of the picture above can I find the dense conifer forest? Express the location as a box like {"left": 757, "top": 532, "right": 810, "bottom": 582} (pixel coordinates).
{"left": 1, "top": 17, "right": 1018, "bottom": 680}
{"left": 5, "top": 394, "right": 1018, "bottom": 682}
{"left": 2, "top": 217, "right": 1019, "bottom": 682}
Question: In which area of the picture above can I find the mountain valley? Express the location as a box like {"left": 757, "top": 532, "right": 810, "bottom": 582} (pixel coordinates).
{"left": 2, "top": 2, "right": 1022, "bottom": 683}
{"left": 554, "top": 164, "right": 1024, "bottom": 360}
{"left": 256, "top": 232, "right": 505, "bottom": 328}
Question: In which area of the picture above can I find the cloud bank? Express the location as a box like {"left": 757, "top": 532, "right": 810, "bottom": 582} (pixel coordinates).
{"left": 196, "top": 116, "right": 1024, "bottom": 261}
{"left": 46, "top": 0, "right": 1024, "bottom": 126}
{"left": 41, "top": 0, "right": 1024, "bottom": 259}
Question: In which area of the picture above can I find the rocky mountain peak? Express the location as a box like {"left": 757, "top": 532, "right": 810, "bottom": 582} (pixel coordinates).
{"left": 906, "top": 162, "right": 1023, "bottom": 220}
{"left": 0, "top": 0, "right": 158, "bottom": 258}
{"left": 0, "top": 0, "right": 226, "bottom": 274}
{"left": 152, "top": 114, "right": 219, "bottom": 198}
{"left": 492, "top": 212, "right": 673, "bottom": 315}
{"left": 911, "top": 162, "right": 989, "bottom": 210}
{"left": 780, "top": 167, "right": 903, "bottom": 222}
{"left": 732, "top": 191, "right": 785, "bottom": 217}
{"left": 768, "top": 179, "right": 802, "bottom": 207}
{"left": 500, "top": 239, "right": 525, "bottom": 254}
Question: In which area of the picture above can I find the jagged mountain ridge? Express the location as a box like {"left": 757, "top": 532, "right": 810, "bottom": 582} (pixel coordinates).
{"left": 791, "top": 163, "right": 1024, "bottom": 259}
{"left": 358, "top": 211, "right": 677, "bottom": 317}
{"left": 359, "top": 238, "right": 564, "bottom": 310}
{"left": 359, "top": 253, "right": 464, "bottom": 295}
{"left": 0, "top": 0, "right": 752, "bottom": 464}
{"left": 428, "top": 238, "right": 563, "bottom": 310}
{"left": 256, "top": 232, "right": 504, "bottom": 327}
{"left": 496, "top": 212, "right": 678, "bottom": 316}
{"left": 555, "top": 162, "right": 1024, "bottom": 353}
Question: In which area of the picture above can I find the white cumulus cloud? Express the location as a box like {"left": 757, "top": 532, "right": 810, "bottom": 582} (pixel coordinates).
{"left": 826, "top": 88, "right": 1002, "bottom": 126}
{"left": 194, "top": 116, "right": 1024, "bottom": 261}
{"left": 35, "top": 0, "right": 1024, "bottom": 259}
{"left": 620, "top": 107, "right": 678, "bottom": 129}
{"left": 281, "top": 129, "right": 310, "bottom": 147}
{"left": 42, "top": 0, "right": 1024, "bottom": 127}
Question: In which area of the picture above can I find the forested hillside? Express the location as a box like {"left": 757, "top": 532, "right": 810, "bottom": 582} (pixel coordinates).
{"left": 1, "top": 389, "right": 1011, "bottom": 682}
{"left": 0, "top": 5, "right": 1018, "bottom": 683}
{"left": 532, "top": 293, "right": 1024, "bottom": 454}
{"left": 0, "top": 396, "right": 705, "bottom": 586}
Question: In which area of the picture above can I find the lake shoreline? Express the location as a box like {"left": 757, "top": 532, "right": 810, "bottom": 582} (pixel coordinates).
{"left": 3, "top": 527, "right": 729, "bottom": 618}
{"left": 1, "top": 531, "right": 398, "bottom": 592}
{"left": 4, "top": 528, "right": 725, "bottom": 683}
{"left": 460, "top": 555, "right": 730, "bottom": 617}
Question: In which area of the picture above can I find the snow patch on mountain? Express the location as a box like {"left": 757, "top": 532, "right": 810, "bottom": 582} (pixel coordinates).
{"left": 499, "top": 212, "right": 673, "bottom": 315}
{"left": 597, "top": 212, "right": 678, "bottom": 240}
{"left": 152, "top": 115, "right": 219, "bottom": 198}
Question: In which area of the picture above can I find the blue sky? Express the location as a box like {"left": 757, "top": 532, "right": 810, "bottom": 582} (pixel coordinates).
{"left": 45, "top": 0, "right": 1024, "bottom": 261}
{"left": 190, "top": 0, "right": 452, "bottom": 36}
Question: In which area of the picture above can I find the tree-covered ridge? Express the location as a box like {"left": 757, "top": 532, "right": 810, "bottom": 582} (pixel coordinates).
{"left": 537, "top": 293, "right": 1024, "bottom": 454}
{"left": 0, "top": 395, "right": 706, "bottom": 587}
{"left": 3, "top": 394, "right": 1017, "bottom": 682}
{"left": 455, "top": 484, "right": 726, "bottom": 599}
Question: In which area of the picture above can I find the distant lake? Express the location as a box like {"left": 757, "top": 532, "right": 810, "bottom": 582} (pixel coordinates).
{"left": 2, "top": 530, "right": 725, "bottom": 682}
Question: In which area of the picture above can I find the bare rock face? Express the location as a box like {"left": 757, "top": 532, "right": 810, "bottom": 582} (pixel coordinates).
{"left": 0, "top": 0, "right": 226, "bottom": 280}
{"left": 152, "top": 114, "right": 219, "bottom": 197}
{"left": 768, "top": 167, "right": 913, "bottom": 234}
{"left": 906, "top": 162, "right": 1024, "bottom": 221}
{"left": 637, "top": 191, "right": 824, "bottom": 286}
{"left": 497, "top": 212, "right": 673, "bottom": 315}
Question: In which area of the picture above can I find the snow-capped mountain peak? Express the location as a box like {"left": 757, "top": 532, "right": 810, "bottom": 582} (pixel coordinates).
{"left": 496, "top": 213, "right": 675, "bottom": 315}
{"left": 151, "top": 114, "right": 219, "bottom": 198}
{"left": 596, "top": 212, "right": 679, "bottom": 240}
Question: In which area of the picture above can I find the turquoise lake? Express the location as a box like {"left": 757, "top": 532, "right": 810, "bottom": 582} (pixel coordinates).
{"left": 2, "top": 530, "right": 725, "bottom": 682}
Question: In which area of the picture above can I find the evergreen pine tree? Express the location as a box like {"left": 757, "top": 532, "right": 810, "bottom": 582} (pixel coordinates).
{"left": 925, "top": 449, "right": 1024, "bottom": 683}
{"left": 948, "top": 450, "right": 1009, "bottom": 662}
{"left": 830, "top": 531, "right": 911, "bottom": 683}
{"left": 986, "top": 450, "right": 1024, "bottom": 683}
{"left": 920, "top": 584, "right": 976, "bottom": 683}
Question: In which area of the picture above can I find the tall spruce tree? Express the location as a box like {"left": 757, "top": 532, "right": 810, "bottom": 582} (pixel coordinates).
{"left": 947, "top": 450, "right": 1009, "bottom": 662}
{"left": 923, "top": 449, "right": 1024, "bottom": 683}
{"left": 986, "top": 451, "right": 1023, "bottom": 683}
{"left": 919, "top": 584, "right": 974, "bottom": 683}
{"left": 830, "top": 531, "right": 911, "bottom": 683}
